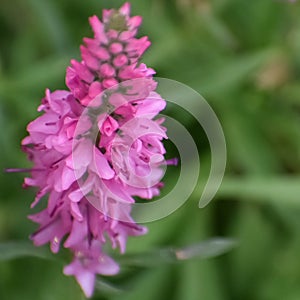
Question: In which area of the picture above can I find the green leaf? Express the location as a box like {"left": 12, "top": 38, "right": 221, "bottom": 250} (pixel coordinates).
{"left": 198, "top": 49, "right": 277, "bottom": 96}
{"left": 110, "top": 267, "right": 172, "bottom": 300}
{"left": 0, "top": 56, "right": 70, "bottom": 95}
{"left": 218, "top": 176, "right": 300, "bottom": 206}
{"left": 95, "top": 279, "right": 124, "bottom": 297}
{"left": 118, "top": 238, "right": 237, "bottom": 268}
{"left": 27, "top": 0, "right": 71, "bottom": 53}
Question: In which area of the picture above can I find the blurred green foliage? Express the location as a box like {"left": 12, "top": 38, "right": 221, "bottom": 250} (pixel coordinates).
{"left": 1, "top": 0, "right": 300, "bottom": 299}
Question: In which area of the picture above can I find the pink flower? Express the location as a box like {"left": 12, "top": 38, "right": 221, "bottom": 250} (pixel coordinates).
{"left": 63, "top": 240, "right": 120, "bottom": 298}
{"left": 20, "top": 3, "right": 175, "bottom": 298}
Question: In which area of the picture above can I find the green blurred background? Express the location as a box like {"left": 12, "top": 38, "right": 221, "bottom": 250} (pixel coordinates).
{"left": 1, "top": 0, "right": 300, "bottom": 299}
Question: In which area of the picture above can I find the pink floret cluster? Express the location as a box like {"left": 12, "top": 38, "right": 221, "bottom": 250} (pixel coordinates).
{"left": 21, "top": 3, "right": 171, "bottom": 298}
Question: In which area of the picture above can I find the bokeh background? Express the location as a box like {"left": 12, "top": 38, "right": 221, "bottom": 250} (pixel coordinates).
{"left": 1, "top": 0, "right": 300, "bottom": 299}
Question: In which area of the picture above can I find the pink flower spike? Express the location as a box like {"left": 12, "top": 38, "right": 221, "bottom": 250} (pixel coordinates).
{"left": 20, "top": 3, "right": 174, "bottom": 298}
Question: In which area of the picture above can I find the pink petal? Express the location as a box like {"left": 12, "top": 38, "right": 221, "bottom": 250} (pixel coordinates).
{"left": 95, "top": 255, "right": 120, "bottom": 275}
{"left": 71, "top": 60, "right": 94, "bottom": 83}
{"left": 80, "top": 46, "right": 100, "bottom": 70}
{"left": 61, "top": 166, "right": 76, "bottom": 190}
{"left": 119, "top": 2, "right": 131, "bottom": 15}
{"left": 27, "top": 113, "right": 60, "bottom": 135}
{"left": 93, "top": 147, "right": 115, "bottom": 179}
{"left": 88, "top": 81, "right": 102, "bottom": 98}
{"left": 64, "top": 219, "right": 87, "bottom": 248}
{"left": 70, "top": 202, "right": 84, "bottom": 221}
{"left": 109, "top": 42, "right": 123, "bottom": 54}
{"left": 89, "top": 15, "right": 108, "bottom": 43}
{"left": 76, "top": 271, "right": 95, "bottom": 298}
{"left": 129, "top": 16, "right": 142, "bottom": 28}
{"left": 99, "top": 63, "right": 115, "bottom": 78}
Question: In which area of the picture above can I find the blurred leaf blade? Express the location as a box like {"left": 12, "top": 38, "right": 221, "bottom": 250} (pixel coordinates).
{"left": 118, "top": 238, "right": 237, "bottom": 268}
{"left": 218, "top": 176, "right": 300, "bottom": 206}
{"left": 0, "top": 241, "right": 53, "bottom": 261}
